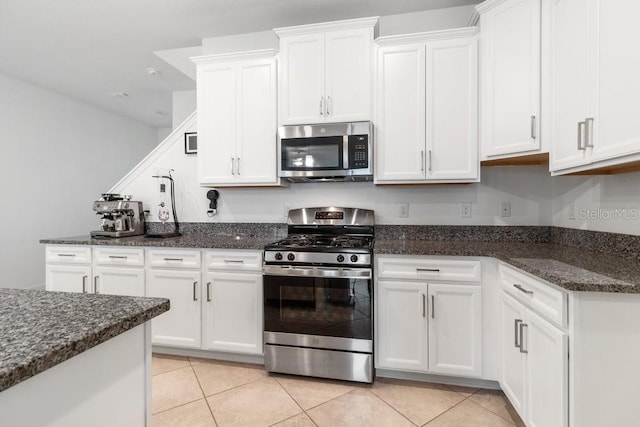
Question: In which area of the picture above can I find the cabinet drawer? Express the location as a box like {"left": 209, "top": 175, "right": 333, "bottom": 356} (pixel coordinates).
{"left": 94, "top": 247, "right": 144, "bottom": 266}
{"left": 147, "top": 249, "right": 201, "bottom": 269}
{"left": 377, "top": 256, "right": 482, "bottom": 282}
{"left": 500, "top": 264, "right": 568, "bottom": 328}
{"left": 46, "top": 246, "right": 92, "bottom": 264}
{"left": 204, "top": 250, "right": 262, "bottom": 272}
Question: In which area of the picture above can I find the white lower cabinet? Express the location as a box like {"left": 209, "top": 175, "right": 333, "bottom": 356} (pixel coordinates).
{"left": 93, "top": 266, "right": 145, "bottom": 297}
{"left": 146, "top": 268, "right": 202, "bottom": 348}
{"left": 376, "top": 256, "right": 483, "bottom": 378}
{"left": 501, "top": 278, "right": 568, "bottom": 426}
{"left": 46, "top": 264, "right": 93, "bottom": 293}
{"left": 203, "top": 271, "right": 263, "bottom": 354}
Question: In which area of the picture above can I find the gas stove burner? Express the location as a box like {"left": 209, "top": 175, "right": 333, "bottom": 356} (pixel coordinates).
{"left": 331, "top": 235, "right": 369, "bottom": 249}
{"left": 279, "top": 234, "right": 318, "bottom": 247}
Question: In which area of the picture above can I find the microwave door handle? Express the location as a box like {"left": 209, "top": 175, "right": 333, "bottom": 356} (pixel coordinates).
{"left": 343, "top": 135, "right": 349, "bottom": 169}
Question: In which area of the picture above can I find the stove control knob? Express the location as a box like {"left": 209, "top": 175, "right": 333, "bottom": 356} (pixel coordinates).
{"left": 287, "top": 253, "right": 295, "bottom": 261}
{"left": 337, "top": 255, "right": 345, "bottom": 263}
{"left": 274, "top": 253, "right": 283, "bottom": 261}
{"left": 350, "top": 255, "right": 359, "bottom": 263}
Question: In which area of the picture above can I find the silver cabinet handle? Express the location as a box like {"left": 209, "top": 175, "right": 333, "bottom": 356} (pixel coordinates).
{"left": 428, "top": 150, "right": 432, "bottom": 172}
{"left": 514, "top": 319, "right": 523, "bottom": 348}
{"left": 531, "top": 115, "right": 536, "bottom": 139}
{"left": 58, "top": 253, "right": 76, "bottom": 257}
{"left": 422, "top": 294, "right": 426, "bottom": 318}
{"left": 230, "top": 157, "right": 235, "bottom": 175}
{"left": 326, "top": 96, "right": 331, "bottom": 115}
{"left": 163, "top": 257, "right": 184, "bottom": 262}
{"left": 94, "top": 276, "right": 99, "bottom": 294}
{"left": 417, "top": 268, "right": 440, "bottom": 272}
{"left": 236, "top": 157, "right": 240, "bottom": 175}
{"left": 207, "top": 282, "right": 212, "bottom": 302}
{"left": 585, "top": 117, "right": 594, "bottom": 148}
{"left": 193, "top": 281, "right": 198, "bottom": 301}
{"left": 519, "top": 322, "right": 528, "bottom": 354}
{"left": 224, "top": 259, "right": 244, "bottom": 264}
{"left": 82, "top": 275, "right": 88, "bottom": 293}
{"left": 577, "top": 121, "right": 586, "bottom": 150}
{"left": 420, "top": 150, "right": 425, "bottom": 172}
{"left": 431, "top": 295, "right": 435, "bottom": 319}
{"left": 320, "top": 97, "right": 324, "bottom": 116}
{"left": 108, "top": 255, "right": 128, "bottom": 259}
{"left": 513, "top": 284, "right": 534, "bottom": 295}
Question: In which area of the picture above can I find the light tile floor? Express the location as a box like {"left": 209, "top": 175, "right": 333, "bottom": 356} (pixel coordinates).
{"left": 151, "top": 354, "right": 525, "bottom": 427}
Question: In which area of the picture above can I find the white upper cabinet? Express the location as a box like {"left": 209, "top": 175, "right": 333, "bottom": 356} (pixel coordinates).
{"left": 375, "top": 29, "right": 479, "bottom": 184}
{"left": 193, "top": 50, "right": 279, "bottom": 186}
{"left": 547, "top": 0, "right": 640, "bottom": 174}
{"left": 275, "top": 17, "right": 378, "bottom": 125}
{"left": 478, "top": 0, "right": 543, "bottom": 160}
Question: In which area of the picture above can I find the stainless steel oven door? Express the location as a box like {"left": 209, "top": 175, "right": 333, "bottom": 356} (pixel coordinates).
{"left": 263, "top": 266, "right": 373, "bottom": 343}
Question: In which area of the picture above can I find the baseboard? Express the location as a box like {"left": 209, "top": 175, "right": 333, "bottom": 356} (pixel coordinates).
{"left": 375, "top": 368, "right": 501, "bottom": 390}
{"left": 152, "top": 346, "right": 265, "bottom": 366}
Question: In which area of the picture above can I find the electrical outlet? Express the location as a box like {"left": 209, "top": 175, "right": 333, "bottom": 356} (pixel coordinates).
{"left": 399, "top": 203, "right": 410, "bottom": 218}
{"left": 460, "top": 202, "right": 472, "bottom": 218}
{"left": 501, "top": 201, "right": 511, "bottom": 218}
{"left": 568, "top": 203, "right": 576, "bottom": 220}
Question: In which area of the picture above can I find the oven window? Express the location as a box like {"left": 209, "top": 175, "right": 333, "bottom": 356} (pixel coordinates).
{"left": 264, "top": 275, "right": 372, "bottom": 340}
{"left": 281, "top": 137, "right": 343, "bottom": 170}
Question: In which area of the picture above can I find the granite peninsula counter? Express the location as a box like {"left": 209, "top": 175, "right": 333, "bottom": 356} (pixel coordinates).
{"left": 0, "top": 288, "right": 169, "bottom": 426}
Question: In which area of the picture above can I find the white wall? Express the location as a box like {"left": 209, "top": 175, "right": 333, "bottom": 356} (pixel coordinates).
{"left": 0, "top": 72, "right": 158, "bottom": 288}
{"left": 172, "top": 90, "right": 197, "bottom": 129}
{"left": 551, "top": 171, "right": 640, "bottom": 235}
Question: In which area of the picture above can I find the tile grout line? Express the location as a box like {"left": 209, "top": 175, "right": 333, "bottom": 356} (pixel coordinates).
{"left": 466, "top": 392, "right": 519, "bottom": 426}
{"left": 271, "top": 376, "right": 313, "bottom": 425}
{"left": 420, "top": 393, "right": 474, "bottom": 426}
{"left": 365, "top": 388, "right": 420, "bottom": 426}
{"left": 189, "top": 363, "right": 220, "bottom": 426}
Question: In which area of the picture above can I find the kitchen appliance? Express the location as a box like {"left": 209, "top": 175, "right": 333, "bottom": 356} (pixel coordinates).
{"left": 263, "top": 207, "right": 374, "bottom": 383}
{"left": 145, "top": 170, "right": 181, "bottom": 238}
{"left": 90, "top": 194, "right": 145, "bottom": 238}
{"left": 278, "top": 121, "right": 372, "bottom": 182}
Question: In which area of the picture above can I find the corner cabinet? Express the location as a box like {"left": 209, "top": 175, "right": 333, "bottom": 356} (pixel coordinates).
{"left": 376, "top": 256, "right": 483, "bottom": 378}
{"left": 193, "top": 50, "right": 279, "bottom": 187}
{"left": 477, "top": 0, "right": 544, "bottom": 160}
{"left": 275, "top": 17, "right": 378, "bottom": 125}
{"left": 547, "top": 0, "right": 640, "bottom": 175}
{"left": 374, "top": 28, "right": 479, "bottom": 184}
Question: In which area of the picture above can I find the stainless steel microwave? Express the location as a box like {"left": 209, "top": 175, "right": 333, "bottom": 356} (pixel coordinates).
{"left": 278, "top": 121, "right": 373, "bottom": 182}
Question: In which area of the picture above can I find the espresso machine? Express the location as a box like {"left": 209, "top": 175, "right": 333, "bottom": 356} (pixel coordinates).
{"left": 91, "top": 193, "right": 145, "bottom": 238}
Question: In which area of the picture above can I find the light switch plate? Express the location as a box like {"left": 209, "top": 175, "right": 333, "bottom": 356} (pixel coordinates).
{"left": 461, "top": 202, "right": 472, "bottom": 218}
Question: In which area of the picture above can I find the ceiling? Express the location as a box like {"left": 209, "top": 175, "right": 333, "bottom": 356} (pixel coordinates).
{"left": 0, "top": 0, "right": 479, "bottom": 128}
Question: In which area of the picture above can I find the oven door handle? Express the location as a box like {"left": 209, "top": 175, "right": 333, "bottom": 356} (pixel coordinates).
{"left": 262, "top": 265, "right": 371, "bottom": 279}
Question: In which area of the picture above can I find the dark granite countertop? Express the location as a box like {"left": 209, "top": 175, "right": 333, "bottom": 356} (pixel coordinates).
{"left": 40, "top": 234, "right": 274, "bottom": 250}
{"left": 374, "top": 240, "right": 640, "bottom": 293}
{"left": 0, "top": 289, "right": 169, "bottom": 392}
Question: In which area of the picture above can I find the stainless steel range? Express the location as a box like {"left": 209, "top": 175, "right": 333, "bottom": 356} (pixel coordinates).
{"left": 263, "top": 207, "right": 374, "bottom": 383}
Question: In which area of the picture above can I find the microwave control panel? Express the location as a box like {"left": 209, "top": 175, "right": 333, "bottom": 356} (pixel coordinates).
{"left": 348, "top": 135, "right": 369, "bottom": 169}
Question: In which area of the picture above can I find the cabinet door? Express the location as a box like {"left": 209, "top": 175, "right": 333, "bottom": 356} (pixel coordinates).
{"left": 197, "top": 62, "right": 237, "bottom": 185}
{"left": 235, "top": 58, "right": 278, "bottom": 185}
{"left": 481, "top": 0, "right": 541, "bottom": 158}
{"left": 589, "top": 0, "right": 640, "bottom": 162}
{"left": 525, "top": 308, "right": 568, "bottom": 427}
{"left": 548, "top": 0, "right": 591, "bottom": 171}
{"left": 375, "top": 44, "right": 426, "bottom": 182}
{"left": 146, "top": 269, "right": 202, "bottom": 348}
{"left": 324, "top": 28, "right": 371, "bottom": 123}
{"left": 46, "top": 264, "right": 92, "bottom": 293}
{"left": 202, "top": 272, "right": 263, "bottom": 354}
{"left": 279, "top": 33, "right": 325, "bottom": 125}
{"left": 426, "top": 37, "right": 478, "bottom": 181}
{"left": 376, "top": 280, "right": 428, "bottom": 371}
{"left": 428, "top": 284, "right": 482, "bottom": 377}
{"left": 94, "top": 266, "right": 145, "bottom": 297}
{"left": 501, "top": 292, "right": 526, "bottom": 419}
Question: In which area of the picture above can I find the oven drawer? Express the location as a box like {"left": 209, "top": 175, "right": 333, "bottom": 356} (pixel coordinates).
{"left": 147, "top": 249, "right": 201, "bottom": 269}
{"left": 500, "top": 263, "right": 568, "bottom": 328}
{"left": 377, "top": 256, "right": 482, "bottom": 282}
{"left": 94, "top": 247, "right": 144, "bottom": 266}
{"left": 204, "top": 250, "right": 262, "bottom": 272}
{"left": 46, "top": 246, "right": 92, "bottom": 264}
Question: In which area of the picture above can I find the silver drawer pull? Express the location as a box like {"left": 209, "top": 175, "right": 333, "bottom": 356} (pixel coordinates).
{"left": 514, "top": 284, "right": 534, "bottom": 295}
{"left": 422, "top": 294, "right": 426, "bottom": 318}
{"left": 58, "top": 254, "right": 76, "bottom": 257}
{"left": 82, "top": 275, "right": 88, "bottom": 293}
{"left": 417, "top": 268, "right": 440, "bottom": 272}
{"left": 207, "top": 282, "right": 212, "bottom": 302}
{"left": 164, "top": 257, "right": 184, "bottom": 262}
{"left": 94, "top": 276, "right": 99, "bottom": 294}
{"left": 224, "top": 259, "right": 244, "bottom": 263}
{"left": 193, "top": 282, "right": 198, "bottom": 301}
{"left": 514, "top": 319, "right": 523, "bottom": 348}
{"left": 431, "top": 295, "right": 435, "bottom": 319}
{"left": 519, "top": 323, "right": 528, "bottom": 354}
{"left": 108, "top": 255, "right": 128, "bottom": 259}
